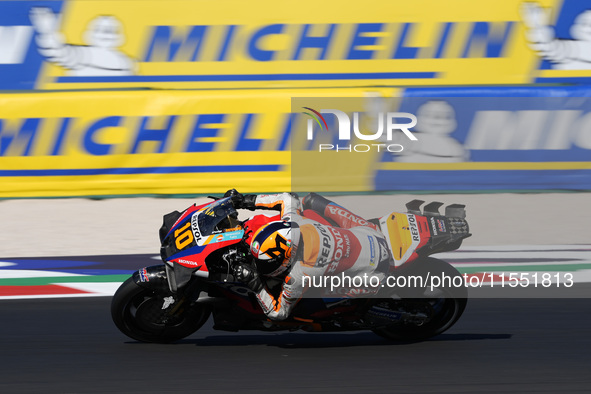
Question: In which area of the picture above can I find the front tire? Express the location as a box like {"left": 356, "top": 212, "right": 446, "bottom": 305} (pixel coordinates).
{"left": 373, "top": 258, "right": 467, "bottom": 341}
{"left": 111, "top": 277, "right": 210, "bottom": 343}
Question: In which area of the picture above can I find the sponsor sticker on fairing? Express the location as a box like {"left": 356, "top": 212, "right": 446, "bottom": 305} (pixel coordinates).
{"left": 139, "top": 268, "right": 149, "bottom": 282}
{"left": 437, "top": 219, "right": 447, "bottom": 233}
{"left": 176, "top": 259, "right": 201, "bottom": 267}
{"left": 430, "top": 217, "right": 438, "bottom": 236}
{"left": 407, "top": 214, "right": 420, "bottom": 242}
{"left": 191, "top": 213, "right": 202, "bottom": 242}
{"left": 368, "top": 236, "right": 376, "bottom": 266}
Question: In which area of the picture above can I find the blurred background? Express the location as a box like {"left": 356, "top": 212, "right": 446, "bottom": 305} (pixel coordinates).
{"left": 2, "top": 0, "right": 590, "bottom": 198}
{"left": 1, "top": 0, "right": 589, "bottom": 253}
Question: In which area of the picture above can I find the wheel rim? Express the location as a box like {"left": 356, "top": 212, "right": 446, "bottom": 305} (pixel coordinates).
{"left": 124, "top": 290, "right": 205, "bottom": 335}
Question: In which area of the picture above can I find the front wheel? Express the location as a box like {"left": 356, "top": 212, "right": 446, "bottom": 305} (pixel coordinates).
{"left": 373, "top": 258, "right": 467, "bottom": 341}
{"left": 111, "top": 277, "right": 211, "bottom": 343}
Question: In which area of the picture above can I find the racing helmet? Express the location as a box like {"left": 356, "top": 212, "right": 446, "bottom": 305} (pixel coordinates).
{"left": 250, "top": 221, "right": 295, "bottom": 277}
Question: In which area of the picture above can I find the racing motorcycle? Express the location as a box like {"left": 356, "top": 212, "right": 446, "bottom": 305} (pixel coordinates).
{"left": 111, "top": 195, "right": 471, "bottom": 343}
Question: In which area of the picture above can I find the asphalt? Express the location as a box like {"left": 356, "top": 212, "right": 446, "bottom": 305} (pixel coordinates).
{"left": 0, "top": 296, "right": 590, "bottom": 393}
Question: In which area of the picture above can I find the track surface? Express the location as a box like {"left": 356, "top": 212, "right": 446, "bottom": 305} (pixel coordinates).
{"left": 2, "top": 195, "right": 589, "bottom": 392}
{"left": 1, "top": 296, "right": 590, "bottom": 393}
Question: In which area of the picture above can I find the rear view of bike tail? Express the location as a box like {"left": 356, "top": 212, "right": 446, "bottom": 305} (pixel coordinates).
{"left": 372, "top": 200, "right": 471, "bottom": 341}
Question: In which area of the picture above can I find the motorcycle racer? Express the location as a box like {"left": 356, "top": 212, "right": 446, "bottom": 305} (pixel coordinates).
{"left": 225, "top": 189, "right": 393, "bottom": 321}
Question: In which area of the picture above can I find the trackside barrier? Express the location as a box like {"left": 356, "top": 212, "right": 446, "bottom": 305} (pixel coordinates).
{"left": 1, "top": 0, "right": 591, "bottom": 90}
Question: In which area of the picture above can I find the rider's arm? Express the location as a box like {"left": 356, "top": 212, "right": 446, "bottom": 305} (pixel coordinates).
{"left": 225, "top": 189, "right": 300, "bottom": 219}
{"left": 302, "top": 192, "right": 377, "bottom": 230}
{"left": 251, "top": 193, "right": 300, "bottom": 220}
{"left": 232, "top": 262, "right": 299, "bottom": 320}
{"left": 253, "top": 261, "right": 317, "bottom": 321}
{"left": 254, "top": 273, "right": 301, "bottom": 321}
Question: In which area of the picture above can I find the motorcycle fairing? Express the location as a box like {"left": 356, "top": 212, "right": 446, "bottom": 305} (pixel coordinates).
{"left": 196, "top": 230, "right": 244, "bottom": 246}
{"left": 160, "top": 197, "right": 245, "bottom": 271}
{"left": 162, "top": 204, "right": 203, "bottom": 240}
{"left": 379, "top": 212, "right": 429, "bottom": 267}
{"left": 379, "top": 201, "right": 471, "bottom": 267}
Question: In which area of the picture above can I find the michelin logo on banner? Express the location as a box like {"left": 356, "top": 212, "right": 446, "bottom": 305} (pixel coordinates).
{"left": 397, "top": 101, "right": 467, "bottom": 162}
{"left": 0, "top": 25, "right": 32, "bottom": 64}
{"left": 522, "top": 1, "right": 591, "bottom": 70}
{"left": 374, "top": 88, "right": 591, "bottom": 191}
{"left": 29, "top": 7, "right": 137, "bottom": 76}
{"left": 521, "top": 0, "right": 591, "bottom": 84}
{"left": 0, "top": 0, "right": 581, "bottom": 90}
{"left": 0, "top": 1, "right": 63, "bottom": 90}
{"left": 365, "top": 95, "right": 467, "bottom": 162}
{"left": 3, "top": 0, "right": 591, "bottom": 89}
{"left": 387, "top": 94, "right": 591, "bottom": 162}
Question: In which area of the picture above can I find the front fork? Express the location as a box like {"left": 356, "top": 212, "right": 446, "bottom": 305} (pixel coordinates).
{"left": 133, "top": 264, "right": 206, "bottom": 318}
{"left": 133, "top": 265, "right": 170, "bottom": 292}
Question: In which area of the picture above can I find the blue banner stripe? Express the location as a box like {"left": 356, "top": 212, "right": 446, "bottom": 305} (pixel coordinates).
{"left": 374, "top": 169, "right": 591, "bottom": 191}
{"left": 534, "top": 77, "right": 591, "bottom": 84}
{"left": 0, "top": 165, "right": 281, "bottom": 176}
{"left": 403, "top": 86, "right": 591, "bottom": 97}
{"left": 55, "top": 72, "right": 438, "bottom": 83}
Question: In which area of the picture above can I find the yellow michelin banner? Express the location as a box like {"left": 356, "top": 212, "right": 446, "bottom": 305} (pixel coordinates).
{"left": 0, "top": 88, "right": 396, "bottom": 198}
{"left": 4, "top": 0, "right": 588, "bottom": 90}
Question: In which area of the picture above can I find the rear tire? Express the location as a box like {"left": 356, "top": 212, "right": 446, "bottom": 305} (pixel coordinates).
{"left": 111, "top": 277, "right": 210, "bottom": 343}
{"left": 373, "top": 258, "right": 467, "bottom": 341}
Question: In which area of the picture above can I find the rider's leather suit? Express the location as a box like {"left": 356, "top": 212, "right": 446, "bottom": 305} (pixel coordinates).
{"left": 250, "top": 193, "right": 392, "bottom": 321}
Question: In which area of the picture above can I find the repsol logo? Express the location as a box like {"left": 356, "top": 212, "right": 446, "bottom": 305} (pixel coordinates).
{"left": 315, "top": 223, "right": 332, "bottom": 266}
{"left": 191, "top": 214, "right": 201, "bottom": 241}
{"left": 407, "top": 214, "right": 420, "bottom": 242}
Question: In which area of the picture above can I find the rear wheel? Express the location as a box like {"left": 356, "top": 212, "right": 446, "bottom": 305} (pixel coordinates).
{"left": 373, "top": 258, "right": 467, "bottom": 341}
{"left": 111, "top": 277, "right": 210, "bottom": 343}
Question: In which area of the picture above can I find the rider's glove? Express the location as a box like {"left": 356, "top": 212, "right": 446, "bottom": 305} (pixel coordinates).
{"left": 223, "top": 189, "right": 257, "bottom": 211}
{"left": 224, "top": 189, "right": 245, "bottom": 209}
{"left": 233, "top": 263, "right": 263, "bottom": 292}
{"left": 242, "top": 194, "right": 257, "bottom": 211}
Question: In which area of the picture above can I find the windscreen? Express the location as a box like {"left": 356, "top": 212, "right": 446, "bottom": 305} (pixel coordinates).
{"left": 194, "top": 197, "right": 242, "bottom": 239}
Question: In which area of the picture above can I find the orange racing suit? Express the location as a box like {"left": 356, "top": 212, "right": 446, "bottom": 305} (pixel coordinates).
{"left": 249, "top": 193, "right": 393, "bottom": 321}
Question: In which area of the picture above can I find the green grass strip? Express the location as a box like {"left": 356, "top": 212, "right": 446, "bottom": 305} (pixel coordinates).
{"left": 0, "top": 274, "right": 130, "bottom": 287}
{"left": 456, "top": 263, "right": 591, "bottom": 274}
